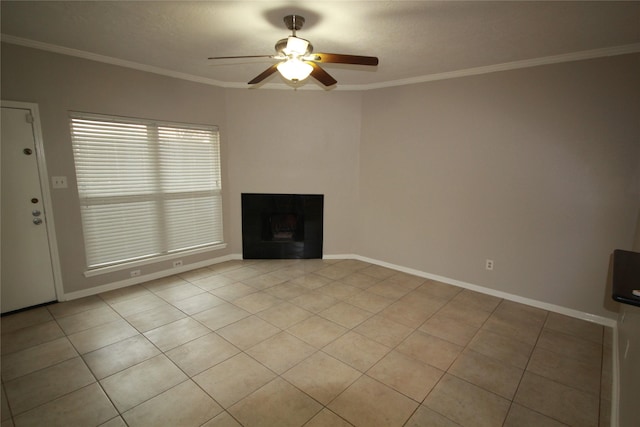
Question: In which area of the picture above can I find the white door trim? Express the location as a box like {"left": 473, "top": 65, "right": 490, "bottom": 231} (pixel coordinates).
{"left": 1, "top": 100, "right": 65, "bottom": 304}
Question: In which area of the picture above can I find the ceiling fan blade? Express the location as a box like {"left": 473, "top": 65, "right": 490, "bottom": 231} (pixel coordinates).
{"left": 248, "top": 64, "right": 279, "bottom": 84}
{"left": 308, "top": 62, "right": 337, "bottom": 87}
{"left": 208, "top": 55, "right": 273, "bottom": 60}
{"left": 311, "top": 53, "right": 379, "bottom": 66}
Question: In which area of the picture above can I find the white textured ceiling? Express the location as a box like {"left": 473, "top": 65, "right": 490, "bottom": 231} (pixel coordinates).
{"left": 2, "top": 1, "right": 639, "bottom": 90}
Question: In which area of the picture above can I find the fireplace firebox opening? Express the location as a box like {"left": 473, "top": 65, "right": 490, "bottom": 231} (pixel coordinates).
{"left": 265, "top": 212, "right": 303, "bottom": 242}
{"left": 242, "top": 193, "right": 323, "bottom": 259}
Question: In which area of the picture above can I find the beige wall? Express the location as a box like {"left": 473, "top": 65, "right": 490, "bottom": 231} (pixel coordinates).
{"left": 358, "top": 54, "right": 640, "bottom": 317}
{"left": 223, "top": 89, "right": 362, "bottom": 255}
{"left": 1, "top": 43, "right": 231, "bottom": 293}
{"left": 2, "top": 42, "right": 639, "bottom": 320}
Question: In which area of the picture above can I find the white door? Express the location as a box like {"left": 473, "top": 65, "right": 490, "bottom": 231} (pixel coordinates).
{"left": 1, "top": 104, "right": 58, "bottom": 313}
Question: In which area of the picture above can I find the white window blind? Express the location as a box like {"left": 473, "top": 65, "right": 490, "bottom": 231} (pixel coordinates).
{"left": 70, "top": 112, "right": 223, "bottom": 269}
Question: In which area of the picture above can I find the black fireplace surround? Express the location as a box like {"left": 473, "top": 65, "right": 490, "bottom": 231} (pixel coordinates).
{"left": 241, "top": 193, "right": 323, "bottom": 259}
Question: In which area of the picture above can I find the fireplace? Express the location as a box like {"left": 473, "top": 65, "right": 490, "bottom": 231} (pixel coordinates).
{"left": 241, "top": 193, "right": 323, "bottom": 259}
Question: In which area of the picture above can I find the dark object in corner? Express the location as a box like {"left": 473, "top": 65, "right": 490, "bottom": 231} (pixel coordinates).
{"left": 612, "top": 249, "right": 640, "bottom": 307}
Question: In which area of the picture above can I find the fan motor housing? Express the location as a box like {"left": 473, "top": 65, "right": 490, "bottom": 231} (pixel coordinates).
{"left": 275, "top": 38, "right": 313, "bottom": 56}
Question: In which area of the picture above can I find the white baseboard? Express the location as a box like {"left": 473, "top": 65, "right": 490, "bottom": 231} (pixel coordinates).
{"left": 322, "top": 253, "right": 356, "bottom": 260}
{"left": 351, "top": 254, "right": 616, "bottom": 327}
{"left": 60, "top": 250, "right": 620, "bottom": 426}
{"left": 336, "top": 253, "right": 619, "bottom": 427}
{"left": 611, "top": 324, "right": 620, "bottom": 427}
{"left": 64, "top": 251, "right": 615, "bottom": 327}
{"left": 61, "top": 254, "right": 238, "bottom": 301}
{"left": 322, "top": 253, "right": 616, "bottom": 327}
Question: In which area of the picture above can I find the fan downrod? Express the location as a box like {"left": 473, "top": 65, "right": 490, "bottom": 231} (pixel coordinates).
{"left": 284, "top": 15, "right": 305, "bottom": 34}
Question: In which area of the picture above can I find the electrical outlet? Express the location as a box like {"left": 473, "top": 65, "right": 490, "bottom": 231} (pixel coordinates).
{"left": 485, "top": 259, "right": 494, "bottom": 271}
{"left": 130, "top": 269, "right": 141, "bottom": 277}
{"left": 51, "top": 176, "right": 68, "bottom": 189}
{"left": 173, "top": 260, "right": 183, "bottom": 268}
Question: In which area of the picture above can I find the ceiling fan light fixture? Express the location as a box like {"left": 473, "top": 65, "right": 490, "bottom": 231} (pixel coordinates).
{"left": 277, "top": 58, "right": 313, "bottom": 82}
{"left": 283, "top": 36, "right": 310, "bottom": 56}
{"left": 210, "top": 14, "right": 378, "bottom": 87}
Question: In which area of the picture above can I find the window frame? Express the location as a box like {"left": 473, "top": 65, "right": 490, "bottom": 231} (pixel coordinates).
{"left": 69, "top": 111, "right": 226, "bottom": 276}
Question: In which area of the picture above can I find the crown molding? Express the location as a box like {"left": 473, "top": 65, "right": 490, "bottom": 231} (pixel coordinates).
{"left": 352, "top": 43, "right": 640, "bottom": 91}
{"left": 3, "top": 34, "right": 639, "bottom": 91}
{"left": 1, "top": 34, "right": 235, "bottom": 88}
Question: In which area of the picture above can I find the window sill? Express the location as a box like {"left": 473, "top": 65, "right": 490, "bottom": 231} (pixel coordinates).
{"left": 83, "top": 243, "right": 228, "bottom": 278}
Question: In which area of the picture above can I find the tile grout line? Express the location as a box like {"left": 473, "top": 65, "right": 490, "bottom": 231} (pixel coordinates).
{"left": 417, "top": 293, "right": 506, "bottom": 426}
{"left": 1, "top": 259, "right": 611, "bottom": 427}
{"left": 502, "top": 307, "right": 550, "bottom": 426}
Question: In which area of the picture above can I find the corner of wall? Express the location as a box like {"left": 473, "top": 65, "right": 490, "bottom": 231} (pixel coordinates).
{"left": 633, "top": 209, "right": 640, "bottom": 251}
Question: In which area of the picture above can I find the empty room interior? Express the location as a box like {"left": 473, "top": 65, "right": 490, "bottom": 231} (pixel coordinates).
{"left": 1, "top": 2, "right": 639, "bottom": 427}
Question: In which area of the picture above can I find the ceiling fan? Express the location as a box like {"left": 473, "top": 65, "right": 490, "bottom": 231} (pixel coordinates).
{"left": 208, "top": 15, "right": 379, "bottom": 87}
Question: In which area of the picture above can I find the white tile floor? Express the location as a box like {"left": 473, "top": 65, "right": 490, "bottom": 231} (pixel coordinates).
{"left": 1, "top": 259, "right": 612, "bottom": 426}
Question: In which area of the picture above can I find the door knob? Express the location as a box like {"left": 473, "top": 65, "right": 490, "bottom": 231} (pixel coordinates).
{"left": 32, "top": 210, "right": 41, "bottom": 217}
{"left": 33, "top": 218, "right": 43, "bottom": 225}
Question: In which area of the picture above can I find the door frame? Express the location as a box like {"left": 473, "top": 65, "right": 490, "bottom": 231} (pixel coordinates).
{"left": 1, "top": 100, "right": 64, "bottom": 304}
